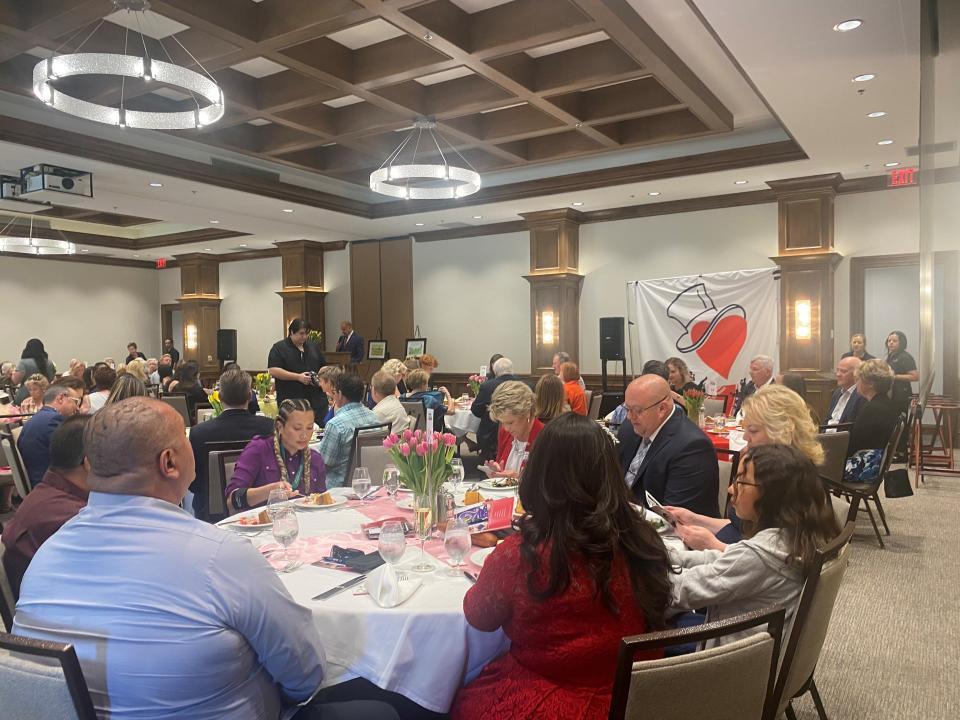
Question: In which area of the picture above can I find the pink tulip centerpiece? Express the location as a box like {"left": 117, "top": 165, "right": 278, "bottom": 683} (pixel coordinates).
{"left": 383, "top": 428, "right": 457, "bottom": 495}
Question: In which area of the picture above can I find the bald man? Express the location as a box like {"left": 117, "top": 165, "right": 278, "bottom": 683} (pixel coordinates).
{"left": 825, "top": 355, "right": 866, "bottom": 428}
{"left": 616, "top": 375, "right": 720, "bottom": 517}
{"left": 13, "top": 397, "right": 396, "bottom": 720}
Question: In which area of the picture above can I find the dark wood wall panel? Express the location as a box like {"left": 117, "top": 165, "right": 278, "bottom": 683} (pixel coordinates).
{"left": 379, "top": 238, "right": 414, "bottom": 362}
{"left": 349, "top": 242, "right": 383, "bottom": 359}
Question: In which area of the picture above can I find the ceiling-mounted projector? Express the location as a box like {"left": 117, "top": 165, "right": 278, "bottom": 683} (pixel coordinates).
{"left": 19, "top": 164, "right": 93, "bottom": 205}
{"left": 0, "top": 174, "right": 52, "bottom": 214}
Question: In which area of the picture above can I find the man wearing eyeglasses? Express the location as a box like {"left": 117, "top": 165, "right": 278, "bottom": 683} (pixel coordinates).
{"left": 617, "top": 374, "right": 720, "bottom": 517}
{"left": 17, "top": 376, "right": 87, "bottom": 489}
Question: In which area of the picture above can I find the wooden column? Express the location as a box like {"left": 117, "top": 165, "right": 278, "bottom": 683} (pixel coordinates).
{"left": 175, "top": 253, "right": 221, "bottom": 379}
{"left": 767, "top": 174, "right": 844, "bottom": 420}
{"left": 520, "top": 209, "right": 584, "bottom": 374}
{"left": 276, "top": 240, "right": 344, "bottom": 341}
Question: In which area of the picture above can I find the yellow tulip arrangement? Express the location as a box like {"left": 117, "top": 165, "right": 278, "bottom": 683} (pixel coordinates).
{"left": 209, "top": 390, "right": 223, "bottom": 416}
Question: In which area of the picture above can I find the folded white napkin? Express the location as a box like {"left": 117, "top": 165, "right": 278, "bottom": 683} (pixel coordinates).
{"left": 727, "top": 429, "right": 747, "bottom": 451}
{"left": 365, "top": 564, "right": 423, "bottom": 608}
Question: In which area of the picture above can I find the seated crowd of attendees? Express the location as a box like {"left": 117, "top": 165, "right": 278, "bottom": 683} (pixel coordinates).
{"left": 0, "top": 328, "right": 915, "bottom": 719}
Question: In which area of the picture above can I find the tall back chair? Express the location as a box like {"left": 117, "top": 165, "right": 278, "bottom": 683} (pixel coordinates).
{"left": 0, "top": 552, "right": 14, "bottom": 631}
{"left": 195, "top": 407, "right": 215, "bottom": 424}
{"left": 346, "top": 423, "right": 391, "bottom": 484}
{"left": 210, "top": 449, "right": 244, "bottom": 516}
{"left": 716, "top": 449, "right": 740, "bottom": 517}
{"left": 609, "top": 607, "right": 786, "bottom": 720}
{"left": 588, "top": 392, "right": 603, "bottom": 420}
{"left": 205, "top": 441, "right": 251, "bottom": 520}
{"left": 703, "top": 397, "right": 726, "bottom": 417}
{"left": 772, "top": 522, "right": 856, "bottom": 720}
{"left": 400, "top": 399, "right": 427, "bottom": 432}
{"left": 0, "top": 633, "right": 97, "bottom": 719}
{"left": 583, "top": 388, "right": 593, "bottom": 411}
{"left": 0, "top": 428, "right": 30, "bottom": 500}
{"left": 161, "top": 395, "right": 191, "bottom": 428}
{"left": 815, "top": 431, "right": 850, "bottom": 485}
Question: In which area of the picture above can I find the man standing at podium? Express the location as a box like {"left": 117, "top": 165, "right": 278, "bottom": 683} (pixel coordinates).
{"left": 336, "top": 320, "right": 364, "bottom": 369}
{"left": 268, "top": 318, "right": 327, "bottom": 421}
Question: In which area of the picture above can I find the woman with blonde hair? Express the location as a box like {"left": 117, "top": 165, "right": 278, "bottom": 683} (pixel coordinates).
{"left": 666, "top": 383, "right": 825, "bottom": 551}
{"left": 382, "top": 358, "right": 409, "bottom": 394}
{"left": 484, "top": 381, "right": 544, "bottom": 479}
{"left": 534, "top": 373, "right": 568, "bottom": 423}
{"left": 123, "top": 357, "right": 148, "bottom": 384}
{"left": 17, "top": 374, "right": 49, "bottom": 414}
{"left": 105, "top": 374, "right": 148, "bottom": 406}
{"left": 665, "top": 357, "right": 696, "bottom": 395}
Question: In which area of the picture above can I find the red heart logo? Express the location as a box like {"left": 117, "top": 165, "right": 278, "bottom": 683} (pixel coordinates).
{"left": 691, "top": 315, "right": 747, "bottom": 379}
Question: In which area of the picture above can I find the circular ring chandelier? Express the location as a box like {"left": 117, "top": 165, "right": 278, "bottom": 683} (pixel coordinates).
{"left": 31, "top": 0, "right": 224, "bottom": 131}
{"left": 0, "top": 237, "right": 76, "bottom": 256}
{"left": 369, "top": 119, "right": 481, "bottom": 200}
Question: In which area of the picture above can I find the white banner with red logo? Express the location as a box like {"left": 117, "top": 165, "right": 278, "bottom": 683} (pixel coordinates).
{"left": 632, "top": 268, "right": 779, "bottom": 386}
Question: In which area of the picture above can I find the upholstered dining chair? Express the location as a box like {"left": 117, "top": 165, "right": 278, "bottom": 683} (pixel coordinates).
{"left": 345, "top": 423, "right": 391, "bottom": 485}
{"left": 160, "top": 394, "right": 191, "bottom": 428}
{"left": 702, "top": 397, "right": 726, "bottom": 418}
{"left": 204, "top": 440, "right": 251, "bottom": 522}
{"left": 0, "top": 632, "right": 97, "bottom": 719}
{"left": 772, "top": 521, "right": 856, "bottom": 720}
{"left": 588, "top": 392, "right": 603, "bottom": 420}
{"left": 400, "top": 399, "right": 427, "bottom": 432}
{"left": 815, "top": 431, "right": 850, "bottom": 486}
{"left": 609, "top": 607, "right": 786, "bottom": 720}
{"left": 0, "top": 427, "right": 31, "bottom": 501}
{"left": 0, "top": 550, "right": 14, "bottom": 631}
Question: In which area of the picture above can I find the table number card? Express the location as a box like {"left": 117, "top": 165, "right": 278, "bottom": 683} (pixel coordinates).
{"left": 485, "top": 497, "right": 514, "bottom": 531}
{"left": 426, "top": 408, "right": 434, "bottom": 433}
{"left": 479, "top": 365, "right": 487, "bottom": 377}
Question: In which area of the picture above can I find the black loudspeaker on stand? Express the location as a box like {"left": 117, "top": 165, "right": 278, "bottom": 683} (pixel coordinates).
{"left": 598, "top": 318, "right": 627, "bottom": 411}
{"left": 217, "top": 329, "right": 237, "bottom": 369}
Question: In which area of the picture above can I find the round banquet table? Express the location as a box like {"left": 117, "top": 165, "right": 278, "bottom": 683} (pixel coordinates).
{"left": 226, "top": 491, "right": 509, "bottom": 714}
{"left": 445, "top": 406, "right": 481, "bottom": 437}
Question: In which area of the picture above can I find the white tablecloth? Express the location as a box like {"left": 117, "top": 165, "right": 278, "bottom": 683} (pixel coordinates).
{"left": 445, "top": 408, "right": 480, "bottom": 437}
{"left": 243, "top": 506, "right": 509, "bottom": 713}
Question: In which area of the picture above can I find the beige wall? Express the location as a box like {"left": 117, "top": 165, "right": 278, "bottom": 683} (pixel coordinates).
{"left": 0, "top": 256, "right": 160, "bottom": 368}
{"left": 219, "top": 257, "right": 283, "bottom": 370}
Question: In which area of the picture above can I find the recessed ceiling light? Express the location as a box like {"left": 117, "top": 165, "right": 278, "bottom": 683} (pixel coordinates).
{"left": 734, "top": 180, "right": 748, "bottom": 185}
{"left": 423, "top": 33, "right": 433, "bottom": 41}
{"left": 472, "top": 215, "right": 483, "bottom": 219}
{"left": 884, "top": 161, "right": 901, "bottom": 167}
{"left": 209, "top": 219, "right": 220, "bottom": 224}
{"left": 80, "top": 249, "right": 89, "bottom": 253}
{"left": 867, "top": 111, "right": 887, "bottom": 118}
{"left": 877, "top": 139, "right": 894, "bottom": 145}
{"left": 853, "top": 73, "right": 876, "bottom": 82}
{"left": 647, "top": 191, "right": 660, "bottom": 197}
{"left": 415, "top": 222, "right": 424, "bottom": 226}
{"left": 572, "top": 201, "right": 584, "bottom": 207}
{"left": 134, "top": 254, "right": 140, "bottom": 258}
{"left": 240, "top": 243, "right": 248, "bottom": 247}
{"left": 149, "top": 182, "right": 163, "bottom": 188}
{"left": 204, "top": 247, "right": 212, "bottom": 251}
{"left": 282, "top": 208, "right": 294, "bottom": 213}
{"left": 833, "top": 19, "right": 862, "bottom": 32}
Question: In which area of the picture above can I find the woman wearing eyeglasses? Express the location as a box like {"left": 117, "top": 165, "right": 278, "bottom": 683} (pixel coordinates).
{"left": 669, "top": 444, "right": 838, "bottom": 646}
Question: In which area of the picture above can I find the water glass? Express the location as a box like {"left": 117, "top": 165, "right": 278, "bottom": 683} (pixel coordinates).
{"left": 443, "top": 519, "right": 471, "bottom": 577}
{"left": 378, "top": 521, "right": 407, "bottom": 566}
{"left": 266, "top": 487, "right": 288, "bottom": 519}
{"left": 383, "top": 465, "right": 400, "bottom": 500}
{"left": 449, "top": 458, "right": 464, "bottom": 493}
{"left": 272, "top": 508, "right": 301, "bottom": 571}
{"left": 352, "top": 467, "right": 372, "bottom": 500}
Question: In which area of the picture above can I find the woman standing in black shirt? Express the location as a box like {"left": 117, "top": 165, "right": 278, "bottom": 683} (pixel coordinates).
{"left": 885, "top": 330, "right": 918, "bottom": 415}
{"left": 267, "top": 318, "right": 328, "bottom": 422}
{"left": 841, "top": 333, "right": 875, "bottom": 361}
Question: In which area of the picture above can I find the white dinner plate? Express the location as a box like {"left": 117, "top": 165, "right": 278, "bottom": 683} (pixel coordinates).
{"left": 294, "top": 496, "right": 348, "bottom": 510}
{"left": 470, "top": 547, "right": 495, "bottom": 567}
{"left": 478, "top": 479, "right": 519, "bottom": 491}
{"left": 395, "top": 497, "right": 414, "bottom": 510}
{"left": 227, "top": 512, "right": 273, "bottom": 530}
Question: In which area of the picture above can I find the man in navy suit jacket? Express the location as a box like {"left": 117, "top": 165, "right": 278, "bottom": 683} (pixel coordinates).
{"left": 617, "top": 375, "right": 720, "bottom": 518}
{"left": 335, "top": 320, "right": 364, "bottom": 365}
{"left": 824, "top": 356, "right": 866, "bottom": 428}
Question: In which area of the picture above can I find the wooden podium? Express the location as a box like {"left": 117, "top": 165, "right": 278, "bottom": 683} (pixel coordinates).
{"left": 323, "top": 351, "right": 353, "bottom": 368}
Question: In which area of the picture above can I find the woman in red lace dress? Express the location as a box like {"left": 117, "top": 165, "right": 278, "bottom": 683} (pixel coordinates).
{"left": 451, "top": 413, "right": 672, "bottom": 720}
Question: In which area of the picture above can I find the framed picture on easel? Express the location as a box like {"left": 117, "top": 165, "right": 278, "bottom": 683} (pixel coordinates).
{"left": 405, "top": 338, "right": 427, "bottom": 358}
{"left": 368, "top": 339, "right": 387, "bottom": 361}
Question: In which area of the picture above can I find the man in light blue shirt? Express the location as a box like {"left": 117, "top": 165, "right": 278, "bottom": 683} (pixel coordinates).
{"left": 320, "top": 374, "right": 380, "bottom": 488}
{"left": 14, "top": 397, "right": 397, "bottom": 720}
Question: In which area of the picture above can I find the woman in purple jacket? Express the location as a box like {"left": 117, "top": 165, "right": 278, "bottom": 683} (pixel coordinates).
{"left": 225, "top": 398, "right": 326, "bottom": 513}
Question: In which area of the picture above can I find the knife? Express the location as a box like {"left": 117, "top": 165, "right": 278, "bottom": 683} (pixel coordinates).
{"left": 463, "top": 570, "right": 478, "bottom": 583}
{"left": 312, "top": 574, "right": 367, "bottom": 600}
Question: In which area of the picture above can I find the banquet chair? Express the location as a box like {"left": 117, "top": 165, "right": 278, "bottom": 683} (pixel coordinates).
{"left": 815, "top": 431, "right": 850, "bottom": 486}
{"left": 0, "top": 548, "right": 14, "bottom": 631}
{"left": 195, "top": 407, "right": 215, "bottom": 424}
{"left": 401, "top": 399, "right": 427, "bottom": 432}
{"left": 0, "top": 428, "right": 31, "bottom": 500}
{"left": 205, "top": 440, "right": 251, "bottom": 520}
{"left": 588, "top": 392, "right": 603, "bottom": 420}
{"left": 716, "top": 450, "right": 740, "bottom": 516}
{"left": 0, "top": 633, "right": 97, "bottom": 720}
{"left": 609, "top": 607, "right": 786, "bottom": 720}
{"left": 346, "top": 423, "right": 391, "bottom": 484}
{"left": 702, "top": 397, "right": 726, "bottom": 418}
{"left": 771, "top": 522, "right": 855, "bottom": 720}
{"left": 161, "top": 395, "right": 191, "bottom": 428}
{"left": 210, "top": 449, "right": 244, "bottom": 516}
{"left": 821, "top": 414, "right": 905, "bottom": 548}
{"left": 584, "top": 388, "right": 593, "bottom": 410}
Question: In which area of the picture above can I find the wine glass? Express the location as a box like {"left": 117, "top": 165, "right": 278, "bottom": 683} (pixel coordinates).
{"left": 443, "top": 518, "right": 470, "bottom": 577}
{"left": 383, "top": 465, "right": 400, "bottom": 501}
{"left": 272, "top": 507, "right": 301, "bottom": 571}
{"left": 378, "top": 521, "right": 407, "bottom": 566}
{"left": 352, "top": 467, "right": 371, "bottom": 501}
{"left": 411, "top": 495, "right": 435, "bottom": 573}
{"left": 449, "top": 458, "right": 464, "bottom": 494}
{"left": 266, "top": 487, "right": 288, "bottom": 519}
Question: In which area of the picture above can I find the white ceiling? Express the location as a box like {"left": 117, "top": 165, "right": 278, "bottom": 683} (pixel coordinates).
{"left": 0, "top": 0, "right": 929, "bottom": 262}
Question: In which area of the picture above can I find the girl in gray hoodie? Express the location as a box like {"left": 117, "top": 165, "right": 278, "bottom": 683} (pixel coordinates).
{"left": 669, "top": 444, "right": 840, "bottom": 644}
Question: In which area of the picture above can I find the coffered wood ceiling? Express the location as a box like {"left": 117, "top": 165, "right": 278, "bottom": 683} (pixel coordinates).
{"left": 0, "top": 0, "right": 737, "bottom": 192}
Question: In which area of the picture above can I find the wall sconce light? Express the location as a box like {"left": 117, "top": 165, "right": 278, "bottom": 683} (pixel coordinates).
{"left": 795, "top": 299, "right": 811, "bottom": 340}
{"left": 186, "top": 324, "right": 198, "bottom": 350}
{"left": 541, "top": 310, "right": 556, "bottom": 345}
